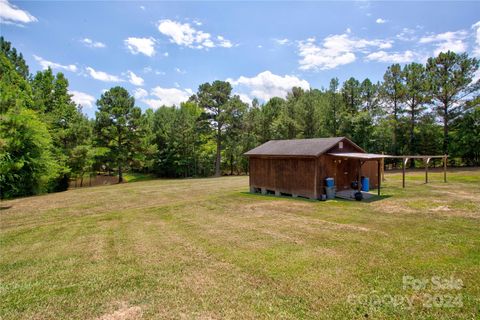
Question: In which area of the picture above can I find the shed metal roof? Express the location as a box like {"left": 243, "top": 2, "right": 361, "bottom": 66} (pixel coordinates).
{"left": 244, "top": 137, "right": 353, "bottom": 157}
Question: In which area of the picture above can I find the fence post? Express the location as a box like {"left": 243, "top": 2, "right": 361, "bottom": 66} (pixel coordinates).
{"left": 443, "top": 155, "right": 447, "bottom": 183}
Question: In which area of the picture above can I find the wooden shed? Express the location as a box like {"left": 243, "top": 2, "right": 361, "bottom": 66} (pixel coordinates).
{"left": 245, "top": 137, "right": 385, "bottom": 200}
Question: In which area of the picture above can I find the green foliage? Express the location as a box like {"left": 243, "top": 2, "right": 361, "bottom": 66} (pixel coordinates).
{"left": 402, "top": 62, "right": 430, "bottom": 155}
{"left": 0, "top": 52, "right": 33, "bottom": 114}
{"left": 223, "top": 96, "right": 248, "bottom": 174}
{"left": 342, "top": 77, "right": 362, "bottom": 114}
{"left": 2, "top": 37, "right": 480, "bottom": 199}
{"left": 0, "top": 108, "right": 59, "bottom": 198}
{"left": 426, "top": 51, "right": 480, "bottom": 154}
{"left": 380, "top": 63, "right": 405, "bottom": 155}
{"left": 95, "top": 87, "right": 145, "bottom": 182}
{"left": 30, "top": 68, "right": 93, "bottom": 191}
{"left": 152, "top": 103, "right": 204, "bottom": 177}
{"left": 69, "top": 145, "right": 109, "bottom": 186}
{"left": 0, "top": 36, "right": 29, "bottom": 79}
{"left": 326, "top": 78, "right": 342, "bottom": 136}
{"left": 194, "top": 80, "right": 235, "bottom": 176}
{"left": 451, "top": 106, "right": 480, "bottom": 165}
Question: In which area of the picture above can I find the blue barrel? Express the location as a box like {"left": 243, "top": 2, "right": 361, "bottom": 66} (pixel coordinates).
{"left": 325, "top": 177, "right": 334, "bottom": 187}
{"left": 361, "top": 177, "right": 369, "bottom": 192}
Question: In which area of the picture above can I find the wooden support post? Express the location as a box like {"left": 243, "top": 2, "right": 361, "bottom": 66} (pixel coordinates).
{"left": 425, "top": 158, "right": 427, "bottom": 183}
{"left": 425, "top": 157, "right": 431, "bottom": 184}
{"left": 314, "top": 157, "right": 318, "bottom": 199}
{"left": 402, "top": 157, "right": 408, "bottom": 188}
{"left": 381, "top": 156, "right": 385, "bottom": 182}
{"left": 377, "top": 159, "right": 381, "bottom": 196}
{"left": 358, "top": 160, "right": 362, "bottom": 191}
{"left": 444, "top": 155, "right": 447, "bottom": 183}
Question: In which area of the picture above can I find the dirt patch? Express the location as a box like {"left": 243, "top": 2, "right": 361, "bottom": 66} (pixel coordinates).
{"left": 372, "top": 201, "right": 414, "bottom": 214}
{"left": 429, "top": 205, "right": 451, "bottom": 212}
{"left": 97, "top": 303, "right": 142, "bottom": 320}
{"left": 228, "top": 200, "right": 382, "bottom": 238}
{"left": 243, "top": 201, "right": 312, "bottom": 216}
{"left": 430, "top": 185, "right": 480, "bottom": 202}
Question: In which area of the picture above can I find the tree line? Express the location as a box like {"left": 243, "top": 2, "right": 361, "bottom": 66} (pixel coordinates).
{"left": 1, "top": 37, "right": 479, "bottom": 199}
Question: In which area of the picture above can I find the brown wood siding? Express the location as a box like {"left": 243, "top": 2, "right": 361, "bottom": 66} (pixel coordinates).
{"left": 318, "top": 155, "right": 378, "bottom": 193}
{"left": 361, "top": 160, "right": 379, "bottom": 189}
{"left": 249, "top": 157, "right": 316, "bottom": 198}
{"left": 248, "top": 138, "right": 379, "bottom": 199}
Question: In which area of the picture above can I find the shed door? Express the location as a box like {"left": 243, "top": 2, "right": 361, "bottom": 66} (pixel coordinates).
{"left": 335, "top": 159, "right": 357, "bottom": 190}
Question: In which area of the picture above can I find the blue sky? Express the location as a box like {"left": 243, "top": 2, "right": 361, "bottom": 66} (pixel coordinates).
{"left": 1, "top": 0, "right": 479, "bottom": 117}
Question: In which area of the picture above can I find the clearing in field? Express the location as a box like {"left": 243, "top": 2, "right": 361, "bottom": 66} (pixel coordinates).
{"left": 1, "top": 169, "right": 479, "bottom": 319}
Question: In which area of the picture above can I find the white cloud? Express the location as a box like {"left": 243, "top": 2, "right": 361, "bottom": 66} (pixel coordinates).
{"left": 164, "top": 52, "right": 169, "bottom": 57}
{"left": 140, "top": 5, "right": 145, "bottom": 10}
{"left": 227, "top": 70, "right": 310, "bottom": 101}
{"left": 274, "top": 38, "right": 290, "bottom": 45}
{"left": 127, "top": 70, "right": 144, "bottom": 86}
{"left": 143, "top": 66, "right": 153, "bottom": 73}
{"left": 396, "top": 28, "right": 417, "bottom": 41}
{"left": 124, "top": 37, "right": 156, "bottom": 57}
{"left": 158, "top": 19, "right": 210, "bottom": 48}
{"left": 81, "top": 38, "right": 106, "bottom": 48}
{"left": 297, "top": 33, "right": 393, "bottom": 70}
{"left": 133, "top": 88, "right": 148, "bottom": 99}
{"left": 376, "top": 18, "right": 387, "bottom": 24}
{"left": 86, "top": 67, "right": 123, "bottom": 82}
{"left": 419, "top": 30, "right": 468, "bottom": 56}
{"left": 143, "top": 66, "right": 165, "bottom": 76}
{"left": 237, "top": 93, "right": 253, "bottom": 105}
{"left": 365, "top": 50, "right": 417, "bottom": 63}
{"left": 142, "top": 86, "right": 193, "bottom": 108}
{"left": 175, "top": 67, "right": 186, "bottom": 74}
{"left": 157, "top": 19, "right": 234, "bottom": 49}
{"left": 142, "top": 99, "right": 163, "bottom": 109}
{"left": 33, "top": 55, "right": 77, "bottom": 72}
{"left": 472, "top": 21, "right": 480, "bottom": 57}
{"left": 0, "top": 0, "right": 37, "bottom": 25}
{"left": 70, "top": 90, "right": 95, "bottom": 108}
{"left": 217, "top": 35, "right": 233, "bottom": 48}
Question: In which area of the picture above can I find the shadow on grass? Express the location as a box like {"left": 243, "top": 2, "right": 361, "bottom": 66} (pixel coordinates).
{"left": 348, "top": 194, "right": 392, "bottom": 203}
{"left": 239, "top": 192, "right": 319, "bottom": 202}
{"left": 239, "top": 191, "right": 392, "bottom": 203}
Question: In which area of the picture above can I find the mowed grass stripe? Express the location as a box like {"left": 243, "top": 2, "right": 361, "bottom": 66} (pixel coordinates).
{"left": 1, "top": 170, "right": 479, "bottom": 319}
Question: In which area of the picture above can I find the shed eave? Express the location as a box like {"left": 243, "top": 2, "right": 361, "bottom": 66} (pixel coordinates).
{"left": 328, "top": 152, "right": 390, "bottom": 160}
{"left": 244, "top": 153, "right": 319, "bottom": 158}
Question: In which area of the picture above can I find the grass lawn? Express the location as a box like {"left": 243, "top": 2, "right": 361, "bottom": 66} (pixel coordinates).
{"left": 1, "top": 169, "right": 479, "bottom": 319}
